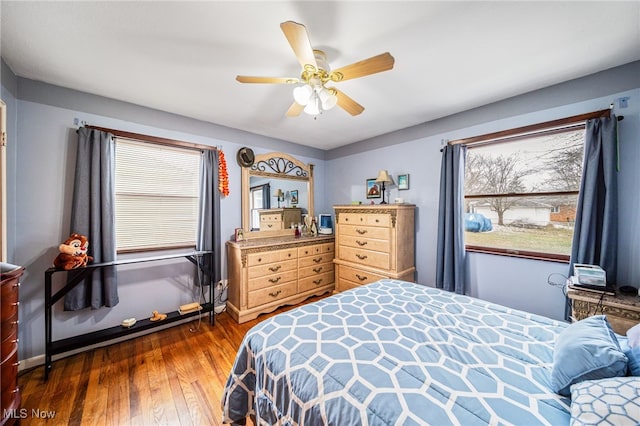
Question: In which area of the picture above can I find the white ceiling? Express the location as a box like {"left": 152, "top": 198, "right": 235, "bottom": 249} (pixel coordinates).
{"left": 2, "top": 1, "right": 639, "bottom": 151}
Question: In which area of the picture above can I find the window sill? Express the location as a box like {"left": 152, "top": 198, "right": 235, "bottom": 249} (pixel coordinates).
{"left": 465, "top": 245, "right": 569, "bottom": 263}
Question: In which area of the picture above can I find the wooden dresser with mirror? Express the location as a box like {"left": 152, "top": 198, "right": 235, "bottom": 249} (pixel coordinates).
{"left": 227, "top": 151, "right": 334, "bottom": 323}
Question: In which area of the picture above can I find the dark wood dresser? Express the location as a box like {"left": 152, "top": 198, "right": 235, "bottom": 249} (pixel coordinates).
{"left": 1, "top": 263, "right": 24, "bottom": 426}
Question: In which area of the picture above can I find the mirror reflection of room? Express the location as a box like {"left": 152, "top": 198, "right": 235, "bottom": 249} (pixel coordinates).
{"left": 243, "top": 152, "right": 312, "bottom": 235}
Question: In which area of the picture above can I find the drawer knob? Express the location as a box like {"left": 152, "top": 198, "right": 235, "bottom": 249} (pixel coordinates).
{"left": 13, "top": 361, "right": 20, "bottom": 367}
{"left": 313, "top": 279, "right": 323, "bottom": 285}
{"left": 356, "top": 229, "right": 367, "bottom": 235}
{"left": 313, "top": 257, "right": 322, "bottom": 263}
{"left": 12, "top": 387, "right": 19, "bottom": 394}
{"left": 313, "top": 267, "right": 323, "bottom": 273}
{"left": 12, "top": 301, "right": 20, "bottom": 307}
{"left": 268, "top": 277, "right": 281, "bottom": 284}
{"left": 268, "top": 290, "right": 282, "bottom": 298}
{"left": 356, "top": 274, "right": 368, "bottom": 281}
{"left": 12, "top": 320, "right": 19, "bottom": 325}
{"left": 356, "top": 254, "right": 368, "bottom": 260}
{"left": 14, "top": 282, "right": 21, "bottom": 288}
{"left": 269, "top": 265, "right": 282, "bottom": 272}
{"left": 356, "top": 240, "right": 367, "bottom": 246}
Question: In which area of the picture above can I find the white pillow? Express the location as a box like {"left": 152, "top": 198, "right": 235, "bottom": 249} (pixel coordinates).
{"left": 627, "top": 323, "right": 640, "bottom": 348}
{"left": 570, "top": 377, "right": 640, "bottom": 426}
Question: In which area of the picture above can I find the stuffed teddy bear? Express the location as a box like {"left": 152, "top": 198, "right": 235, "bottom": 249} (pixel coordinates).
{"left": 53, "top": 233, "right": 93, "bottom": 270}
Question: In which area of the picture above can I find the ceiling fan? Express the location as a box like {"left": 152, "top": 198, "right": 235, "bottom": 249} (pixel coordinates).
{"left": 236, "top": 21, "right": 395, "bottom": 117}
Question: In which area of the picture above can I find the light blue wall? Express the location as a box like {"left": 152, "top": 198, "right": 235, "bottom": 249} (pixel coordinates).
{"left": 3, "top": 63, "right": 328, "bottom": 362}
{"left": 3, "top": 57, "right": 639, "bottom": 364}
{"left": 324, "top": 74, "right": 640, "bottom": 321}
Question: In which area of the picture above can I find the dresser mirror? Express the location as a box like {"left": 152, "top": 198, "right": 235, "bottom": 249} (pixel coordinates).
{"left": 241, "top": 151, "right": 314, "bottom": 238}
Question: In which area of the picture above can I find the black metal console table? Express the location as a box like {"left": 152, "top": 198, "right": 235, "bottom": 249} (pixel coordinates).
{"left": 44, "top": 251, "right": 214, "bottom": 380}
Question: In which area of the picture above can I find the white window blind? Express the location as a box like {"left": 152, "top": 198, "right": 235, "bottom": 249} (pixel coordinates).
{"left": 114, "top": 138, "right": 201, "bottom": 251}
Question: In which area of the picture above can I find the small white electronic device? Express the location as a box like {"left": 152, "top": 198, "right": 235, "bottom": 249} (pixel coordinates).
{"left": 318, "top": 214, "right": 333, "bottom": 235}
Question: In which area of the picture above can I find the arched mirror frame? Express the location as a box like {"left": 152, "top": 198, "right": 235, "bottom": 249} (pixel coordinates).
{"left": 241, "top": 151, "right": 314, "bottom": 239}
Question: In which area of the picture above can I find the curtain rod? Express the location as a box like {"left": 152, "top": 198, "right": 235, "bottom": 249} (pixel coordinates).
{"left": 448, "top": 107, "right": 623, "bottom": 147}
{"left": 78, "top": 125, "right": 218, "bottom": 152}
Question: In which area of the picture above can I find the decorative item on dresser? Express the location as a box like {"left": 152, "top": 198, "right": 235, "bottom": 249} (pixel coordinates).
{"left": 567, "top": 287, "right": 640, "bottom": 335}
{"left": 1, "top": 263, "right": 24, "bottom": 426}
{"left": 333, "top": 204, "right": 415, "bottom": 292}
{"left": 226, "top": 235, "right": 335, "bottom": 323}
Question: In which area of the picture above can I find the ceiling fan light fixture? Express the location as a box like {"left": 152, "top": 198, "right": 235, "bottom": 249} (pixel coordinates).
{"left": 303, "top": 96, "right": 321, "bottom": 116}
{"left": 293, "top": 85, "right": 313, "bottom": 105}
{"left": 318, "top": 88, "right": 337, "bottom": 110}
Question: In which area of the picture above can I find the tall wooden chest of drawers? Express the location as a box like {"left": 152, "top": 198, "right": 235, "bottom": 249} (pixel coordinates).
{"left": 334, "top": 204, "right": 415, "bottom": 292}
{"left": 227, "top": 235, "right": 334, "bottom": 323}
{"left": 1, "top": 263, "right": 24, "bottom": 426}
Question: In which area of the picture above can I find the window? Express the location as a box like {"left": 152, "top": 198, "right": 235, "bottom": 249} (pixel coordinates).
{"left": 114, "top": 138, "right": 201, "bottom": 252}
{"left": 463, "top": 125, "right": 586, "bottom": 261}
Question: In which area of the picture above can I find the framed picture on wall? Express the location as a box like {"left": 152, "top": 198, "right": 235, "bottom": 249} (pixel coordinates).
{"left": 397, "top": 174, "right": 410, "bottom": 190}
{"left": 290, "top": 190, "right": 299, "bottom": 205}
{"left": 366, "top": 178, "right": 381, "bottom": 199}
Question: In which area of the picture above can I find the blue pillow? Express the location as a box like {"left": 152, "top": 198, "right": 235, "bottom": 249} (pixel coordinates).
{"left": 551, "top": 315, "right": 628, "bottom": 396}
{"left": 626, "top": 346, "right": 640, "bottom": 376}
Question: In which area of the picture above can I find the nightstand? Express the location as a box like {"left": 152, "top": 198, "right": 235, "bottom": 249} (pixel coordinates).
{"left": 567, "top": 288, "right": 640, "bottom": 335}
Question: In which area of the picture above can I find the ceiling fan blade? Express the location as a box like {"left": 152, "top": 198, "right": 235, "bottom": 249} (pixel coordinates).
{"left": 331, "top": 88, "right": 365, "bottom": 116}
{"left": 329, "top": 52, "right": 395, "bottom": 82}
{"left": 236, "top": 76, "right": 300, "bottom": 84}
{"left": 280, "top": 21, "right": 318, "bottom": 70}
{"left": 286, "top": 102, "right": 304, "bottom": 117}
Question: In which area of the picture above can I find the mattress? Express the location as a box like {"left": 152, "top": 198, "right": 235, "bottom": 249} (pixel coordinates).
{"left": 221, "top": 279, "right": 571, "bottom": 425}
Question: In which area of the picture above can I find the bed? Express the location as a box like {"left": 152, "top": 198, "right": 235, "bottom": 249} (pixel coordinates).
{"left": 221, "top": 279, "right": 580, "bottom": 425}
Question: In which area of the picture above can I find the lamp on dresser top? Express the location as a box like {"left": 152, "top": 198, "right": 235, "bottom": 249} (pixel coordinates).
{"left": 274, "top": 189, "right": 284, "bottom": 208}
{"left": 375, "top": 170, "right": 394, "bottom": 204}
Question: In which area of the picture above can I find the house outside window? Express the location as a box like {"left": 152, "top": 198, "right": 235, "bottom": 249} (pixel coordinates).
{"left": 464, "top": 127, "right": 584, "bottom": 261}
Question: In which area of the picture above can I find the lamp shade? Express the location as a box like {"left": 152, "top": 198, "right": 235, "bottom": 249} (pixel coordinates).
{"left": 318, "top": 88, "right": 337, "bottom": 110}
{"left": 293, "top": 85, "right": 313, "bottom": 105}
{"left": 375, "top": 169, "right": 393, "bottom": 184}
{"left": 274, "top": 189, "right": 284, "bottom": 198}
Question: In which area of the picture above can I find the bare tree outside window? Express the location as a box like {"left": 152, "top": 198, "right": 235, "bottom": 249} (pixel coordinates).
{"left": 464, "top": 128, "right": 584, "bottom": 259}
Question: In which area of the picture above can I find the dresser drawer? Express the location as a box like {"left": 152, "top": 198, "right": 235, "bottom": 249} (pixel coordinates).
{"left": 298, "top": 252, "right": 333, "bottom": 268}
{"left": 248, "top": 270, "right": 297, "bottom": 292}
{"left": 1, "top": 314, "right": 18, "bottom": 344}
{"left": 298, "top": 271, "right": 334, "bottom": 292}
{"left": 338, "top": 264, "right": 387, "bottom": 286}
{"left": 1, "top": 283, "right": 19, "bottom": 323}
{"left": 298, "top": 242, "right": 334, "bottom": 257}
{"left": 248, "top": 281, "right": 298, "bottom": 308}
{"left": 339, "top": 246, "right": 389, "bottom": 270}
{"left": 1, "top": 349, "right": 19, "bottom": 415}
{"left": 248, "top": 259, "right": 297, "bottom": 279}
{"left": 247, "top": 248, "right": 296, "bottom": 266}
{"left": 339, "top": 213, "right": 391, "bottom": 227}
{"left": 260, "top": 212, "right": 282, "bottom": 223}
{"left": 340, "top": 234, "right": 390, "bottom": 253}
{"left": 338, "top": 224, "right": 389, "bottom": 240}
{"left": 1, "top": 330, "right": 18, "bottom": 364}
{"left": 299, "top": 262, "right": 334, "bottom": 279}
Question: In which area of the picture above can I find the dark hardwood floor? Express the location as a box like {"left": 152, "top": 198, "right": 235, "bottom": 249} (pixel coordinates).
{"left": 18, "top": 295, "right": 329, "bottom": 425}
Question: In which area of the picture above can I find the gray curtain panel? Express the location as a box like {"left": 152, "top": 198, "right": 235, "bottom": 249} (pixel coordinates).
{"left": 64, "top": 128, "right": 118, "bottom": 310}
{"left": 196, "top": 149, "right": 221, "bottom": 287}
{"left": 436, "top": 144, "right": 467, "bottom": 294}
{"left": 569, "top": 116, "right": 619, "bottom": 283}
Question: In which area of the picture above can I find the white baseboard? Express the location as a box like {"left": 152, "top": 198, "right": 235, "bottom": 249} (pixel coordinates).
{"left": 19, "top": 354, "right": 45, "bottom": 372}
{"left": 18, "top": 315, "right": 203, "bottom": 373}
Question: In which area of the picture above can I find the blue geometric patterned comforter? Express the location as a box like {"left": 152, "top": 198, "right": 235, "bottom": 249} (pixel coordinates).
{"left": 221, "top": 279, "right": 571, "bottom": 425}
